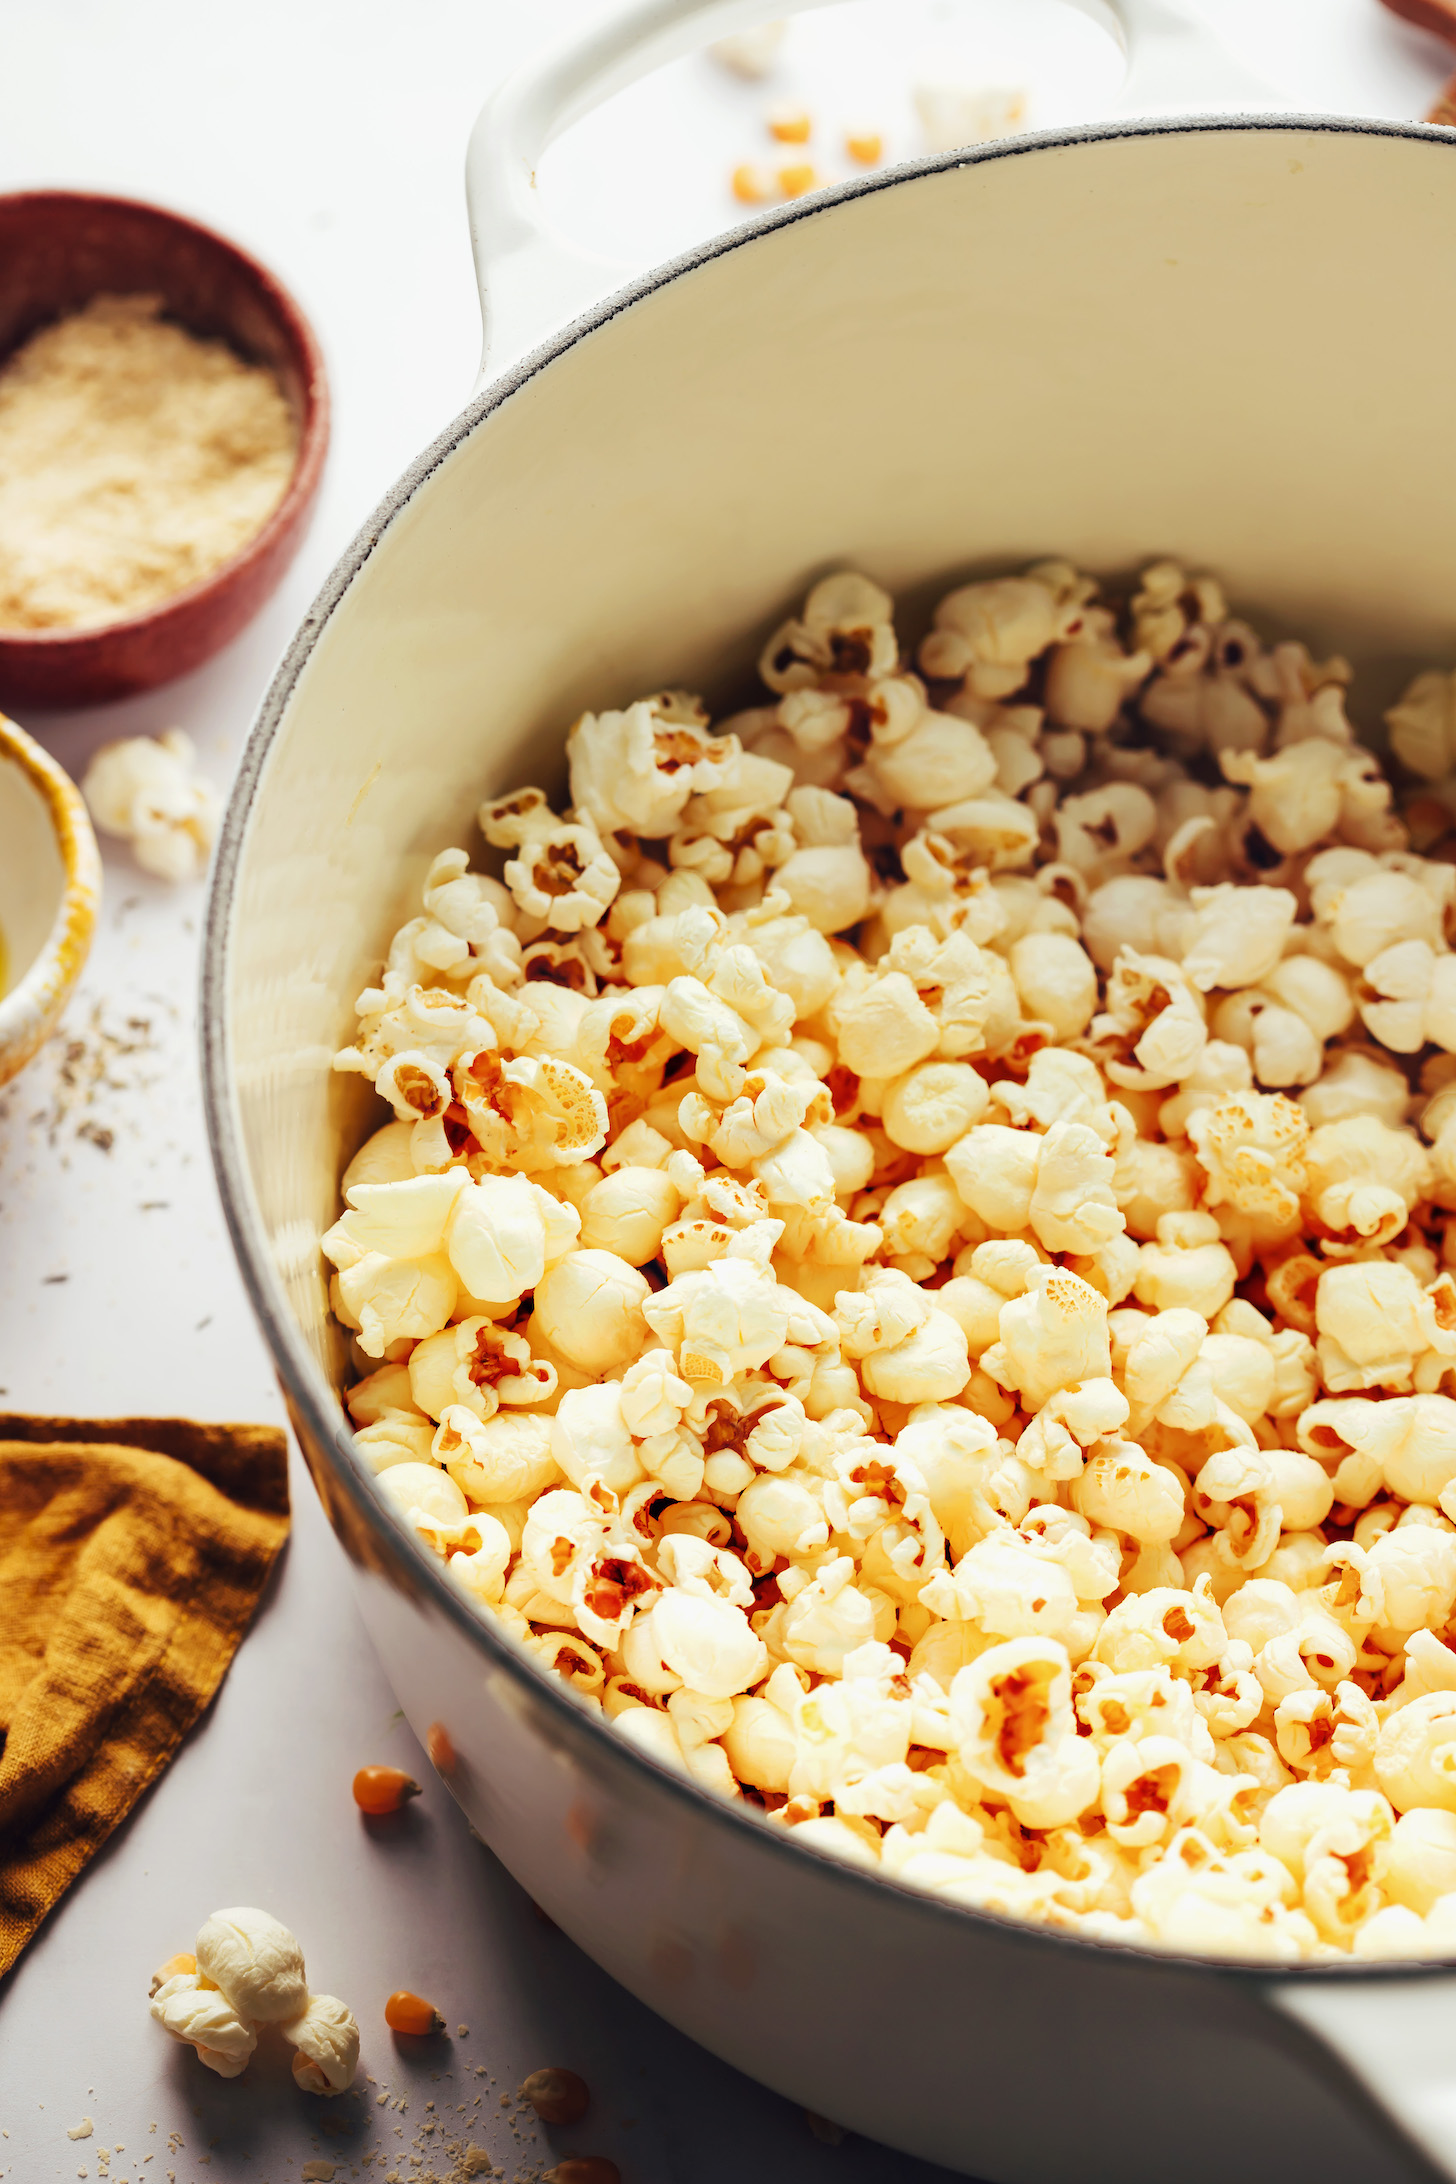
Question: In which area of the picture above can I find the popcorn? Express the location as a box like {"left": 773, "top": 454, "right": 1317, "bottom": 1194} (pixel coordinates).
{"left": 1043, "top": 616, "right": 1152, "bottom": 733}
{"left": 335, "top": 985, "right": 499, "bottom": 1115}
{"left": 335, "top": 1252, "right": 458, "bottom": 1358}
{"left": 1133, "top": 1212, "right": 1237, "bottom": 1319}
{"left": 82, "top": 727, "right": 219, "bottom": 882}
{"left": 852, "top": 703, "right": 998, "bottom": 815}
{"left": 980, "top": 1267, "right": 1110, "bottom": 1414}
{"left": 461, "top": 1051, "right": 608, "bottom": 1169}
{"left": 192, "top": 1904, "right": 305, "bottom": 2018}
{"left": 533, "top": 1249, "right": 651, "bottom": 1373}
{"left": 789, "top": 1644, "right": 912, "bottom": 1802}
{"left": 773, "top": 841, "right": 874, "bottom": 934}
{"left": 1365, "top": 1523, "right": 1456, "bottom": 1636}
{"left": 922, "top": 1528, "right": 1086, "bottom": 1646}
{"left": 1101, "top": 1736, "right": 1206, "bottom": 1850}
{"left": 1322, "top": 868, "right": 1443, "bottom": 970}
{"left": 1219, "top": 742, "right": 1372, "bottom": 859}
{"left": 376, "top": 1460, "right": 470, "bottom": 1540}
{"left": 355, "top": 1412, "right": 435, "bottom": 1473}
{"left": 920, "top": 569, "right": 1088, "bottom": 697}
{"left": 1071, "top": 1442, "right": 1184, "bottom": 1545}
{"left": 774, "top": 1556, "right": 892, "bottom": 1674}
{"left": 859, "top": 1304, "right": 970, "bottom": 1404}
{"left": 151, "top": 1907, "right": 357, "bottom": 2093}
{"left": 1055, "top": 784, "right": 1157, "bottom": 876}
{"left": 551, "top": 1382, "right": 646, "bottom": 1495}
{"left": 323, "top": 557, "right": 1456, "bottom": 1961}
{"left": 880, "top": 1059, "right": 989, "bottom": 1153}
{"left": 281, "top": 1994, "right": 361, "bottom": 2095}
{"left": 737, "top": 1469, "right": 830, "bottom": 1564}
{"left": 761, "top": 571, "right": 899, "bottom": 690}
{"left": 439, "top": 1512, "right": 514, "bottom": 1608}
{"left": 651, "top": 1586, "right": 767, "bottom": 1699}
{"left": 645, "top": 1250, "right": 799, "bottom": 1384}
{"left": 710, "top": 21, "right": 787, "bottom": 79}
{"left": 1377, "top": 1692, "right": 1456, "bottom": 1813}
{"left": 149, "top": 1974, "right": 258, "bottom": 2076}
{"left": 1093, "top": 950, "right": 1206, "bottom": 1090}
{"left": 723, "top": 1691, "right": 799, "bottom": 1792}
{"left": 1180, "top": 884, "right": 1297, "bottom": 993}
{"left": 949, "top": 1637, "right": 1100, "bottom": 1829}
{"left": 436, "top": 1409, "right": 557, "bottom": 1503}
{"left": 1382, "top": 1806, "right": 1456, "bottom": 1914}
{"left": 412, "top": 1320, "right": 546, "bottom": 1426}
{"left": 1007, "top": 931, "right": 1098, "bottom": 1041}
{"left": 447, "top": 1173, "right": 580, "bottom": 1300}
{"left": 1129, "top": 1839, "right": 1317, "bottom": 1961}
{"left": 1315, "top": 1259, "right": 1448, "bottom": 1393}
{"left": 1188, "top": 1090, "right": 1307, "bottom": 1233}
{"left": 1388, "top": 668, "right": 1456, "bottom": 781}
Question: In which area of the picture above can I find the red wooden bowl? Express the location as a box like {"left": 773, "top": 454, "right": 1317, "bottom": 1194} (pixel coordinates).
{"left": 0, "top": 191, "right": 329, "bottom": 709}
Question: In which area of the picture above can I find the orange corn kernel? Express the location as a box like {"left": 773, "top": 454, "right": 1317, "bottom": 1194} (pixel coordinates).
{"left": 521, "top": 2067, "right": 590, "bottom": 2124}
{"left": 767, "top": 106, "right": 812, "bottom": 143}
{"left": 731, "top": 163, "right": 775, "bottom": 205}
{"left": 149, "top": 1951, "right": 196, "bottom": 1997}
{"left": 544, "top": 2162, "right": 620, "bottom": 2184}
{"left": 777, "top": 163, "right": 818, "bottom": 198}
{"left": 353, "top": 1765, "right": 422, "bottom": 1815}
{"left": 845, "top": 129, "right": 883, "bottom": 165}
{"left": 385, "top": 1990, "right": 445, "bottom": 2037}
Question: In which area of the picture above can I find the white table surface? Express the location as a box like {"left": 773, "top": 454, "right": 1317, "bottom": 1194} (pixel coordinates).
{"left": 0, "top": 5, "right": 1451, "bottom": 2182}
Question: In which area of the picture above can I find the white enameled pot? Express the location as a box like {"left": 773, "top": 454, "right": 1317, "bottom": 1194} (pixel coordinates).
{"left": 204, "top": 4, "right": 1456, "bottom": 2177}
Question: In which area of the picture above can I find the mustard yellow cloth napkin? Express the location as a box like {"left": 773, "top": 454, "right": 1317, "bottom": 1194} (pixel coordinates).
{"left": 0, "top": 1415, "right": 289, "bottom": 1977}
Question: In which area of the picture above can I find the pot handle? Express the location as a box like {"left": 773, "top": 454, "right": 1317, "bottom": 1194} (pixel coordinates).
{"left": 465, "top": 0, "right": 1279, "bottom": 382}
{"left": 1271, "top": 1976, "right": 1456, "bottom": 2179}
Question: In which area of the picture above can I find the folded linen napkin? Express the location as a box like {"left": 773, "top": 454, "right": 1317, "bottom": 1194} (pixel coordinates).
{"left": 0, "top": 1414, "right": 289, "bottom": 1977}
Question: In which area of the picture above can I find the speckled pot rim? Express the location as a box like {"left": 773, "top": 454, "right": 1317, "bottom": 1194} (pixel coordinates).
{"left": 0, "top": 714, "right": 101, "bottom": 1084}
{"left": 203, "top": 110, "right": 1456, "bottom": 2000}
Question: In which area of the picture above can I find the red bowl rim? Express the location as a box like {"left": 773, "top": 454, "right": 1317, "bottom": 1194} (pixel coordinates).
{"left": 0, "top": 187, "right": 331, "bottom": 656}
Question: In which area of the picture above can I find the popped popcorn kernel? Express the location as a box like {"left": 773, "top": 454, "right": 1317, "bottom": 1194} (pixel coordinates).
{"left": 150, "top": 1908, "right": 358, "bottom": 2092}
{"left": 710, "top": 23, "right": 786, "bottom": 79}
{"left": 82, "top": 728, "right": 219, "bottom": 882}
{"left": 323, "top": 556, "right": 1456, "bottom": 1963}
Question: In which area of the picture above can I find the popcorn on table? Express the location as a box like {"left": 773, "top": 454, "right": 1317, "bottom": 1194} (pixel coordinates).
{"left": 81, "top": 728, "right": 219, "bottom": 882}
{"left": 325, "top": 557, "right": 1456, "bottom": 1963}
{"left": 148, "top": 1906, "right": 359, "bottom": 2089}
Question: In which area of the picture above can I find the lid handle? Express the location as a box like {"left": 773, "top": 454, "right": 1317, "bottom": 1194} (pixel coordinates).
{"left": 466, "top": 0, "right": 1278, "bottom": 384}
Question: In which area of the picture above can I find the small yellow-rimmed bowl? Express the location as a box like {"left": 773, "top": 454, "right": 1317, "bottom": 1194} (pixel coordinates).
{"left": 0, "top": 714, "right": 100, "bottom": 1088}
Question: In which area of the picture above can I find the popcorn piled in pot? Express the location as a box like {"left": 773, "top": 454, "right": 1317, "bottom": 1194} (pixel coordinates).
{"left": 324, "top": 558, "right": 1456, "bottom": 1963}
{"left": 149, "top": 1907, "right": 359, "bottom": 2088}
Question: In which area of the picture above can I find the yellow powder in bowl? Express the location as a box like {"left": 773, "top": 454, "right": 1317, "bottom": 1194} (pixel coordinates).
{"left": 0, "top": 292, "right": 300, "bottom": 632}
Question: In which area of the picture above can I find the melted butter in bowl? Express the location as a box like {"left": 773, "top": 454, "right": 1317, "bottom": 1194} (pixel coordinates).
{"left": 0, "top": 717, "right": 99, "bottom": 1085}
